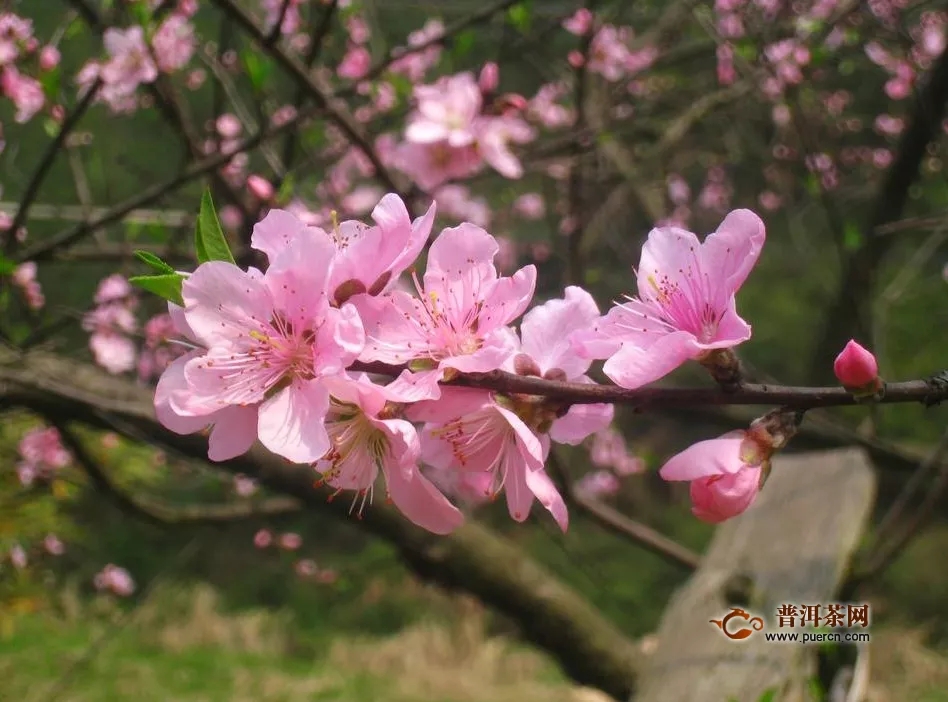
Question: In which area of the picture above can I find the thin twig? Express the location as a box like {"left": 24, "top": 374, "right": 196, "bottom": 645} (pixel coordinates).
{"left": 3, "top": 78, "right": 103, "bottom": 254}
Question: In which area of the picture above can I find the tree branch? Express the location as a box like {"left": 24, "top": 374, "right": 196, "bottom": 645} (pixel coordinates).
{"left": 0, "top": 348, "right": 641, "bottom": 699}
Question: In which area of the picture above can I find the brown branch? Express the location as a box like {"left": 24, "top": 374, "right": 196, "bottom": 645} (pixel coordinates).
{"left": 349, "top": 361, "right": 948, "bottom": 410}
{"left": 208, "top": 0, "right": 405, "bottom": 197}
{"left": 848, "top": 428, "right": 948, "bottom": 588}
{"left": 3, "top": 78, "right": 103, "bottom": 255}
{"left": 49, "top": 419, "right": 301, "bottom": 526}
{"left": 354, "top": 0, "right": 521, "bottom": 89}
{"left": 547, "top": 453, "right": 700, "bottom": 571}
{"left": 16, "top": 103, "right": 322, "bottom": 262}
{"left": 0, "top": 348, "right": 641, "bottom": 699}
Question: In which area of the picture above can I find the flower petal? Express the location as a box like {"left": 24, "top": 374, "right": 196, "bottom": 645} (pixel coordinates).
{"left": 524, "top": 468, "right": 569, "bottom": 532}
{"left": 182, "top": 261, "right": 273, "bottom": 349}
{"left": 207, "top": 405, "right": 259, "bottom": 461}
{"left": 521, "top": 285, "right": 599, "bottom": 377}
{"left": 257, "top": 380, "right": 331, "bottom": 463}
{"left": 550, "top": 401, "right": 614, "bottom": 446}
{"left": 659, "top": 431, "right": 748, "bottom": 481}
{"left": 602, "top": 330, "right": 699, "bottom": 389}
{"left": 251, "top": 208, "right": 315, "bottom": 262}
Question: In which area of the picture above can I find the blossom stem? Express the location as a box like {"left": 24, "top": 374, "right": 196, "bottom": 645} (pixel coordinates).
{"left": 350, "top": 361, "right": 948, "bottom": 410}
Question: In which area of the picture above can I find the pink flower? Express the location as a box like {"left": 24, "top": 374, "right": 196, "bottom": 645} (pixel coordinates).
{"left": 95, "top": 564, "right": 135, "bottom": 596}
{"left": 338, "top": 45, "right": 370, "bottom": 79}
{"left": 39, "top": 45, "right": 60, "bottom": 71}
{"left": 246, "top": 174, "right": 274, "bottom": 201}
{"left": 95, "top": 274, "right": 133, "bottom": 304}
{"left": 433, "top": 185, "right": 491, "bottom": 228}
{"left": 570, "top": 210, "right": 766, "bottom": 389}
{"left": 478, "top": 62, "right": 499, "bottom": 93}
{"left": 588, "top": 26, "right": 632, "bottom": 82}
{"left": 216, "top": 113, "right": 242, "bottom": 139}
{"left": 159, "top": 226, "right": 364, "bottom": 463}
{"left": 19, "top": 426, "right": 71, "bottom": 469}
{"left": 513, "top": 286, "right": 614, "bottom": 445}
{"left": 252, "top": 194, "right": 435, "bottom": 306}
{"left": 406, "top": 72, "right": 482, "bottom": 147}
{"left": 12, "top": 261, "right": 43, "bottom": 309}
{"left": 563, "top": 8, "right": 593, "bottom": 35}
{"left": 833, "top": 339, "right": 879, "bottom": 388}
{"left": 411, "top": 387, "right": 568, "bottom": 531}
{"left": 10, "top": 544, "right": 27, "bottom": 569}
{"left": 475, "top": 116, "right": 534, "bottom": 179}
{"left": 357, "top": 223, "right": 535, "bottom": 397}
{"left": 44, "top": 534, "right": 64, "bottom": 555}
{"left": 315, "top": 374, "right": 464, "bottom": 534}
{"left": 90, "top": 332, "right": 138, "bottom": 374}
{"left": 101, "top": 26, "right": 158, "bottom": 93}
{"left": 513, "top": 193, "right": 546, "bottom": 220}
{"left": 392, "top": 140, "right": 482, "bottom": 191}
{"left": 576, "top": 470, "right": 620, "bottom": 498}
{"left": 1, "top": 65, "right": 44, "bottom": 123}
{"left": 233, "top": 474, "right": 258, "bottom": 496}
{"left": 659, "top": 431, "right": 765, "bottom": 523}
{"left": 253, "top": 529, "right": 272, "bottom": 548}
{"left": 152, "top": 14, "right": 195, "bottom": 73}
{"left": 295, "top": 559, "right": 318, "bottom": 577}
{"left": 278, "top": 532, "right": 302, "bottom": 550}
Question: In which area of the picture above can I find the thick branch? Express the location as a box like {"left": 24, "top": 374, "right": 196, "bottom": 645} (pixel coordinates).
{"left": 0, "top": 348, "right": 640, "bottom": 699}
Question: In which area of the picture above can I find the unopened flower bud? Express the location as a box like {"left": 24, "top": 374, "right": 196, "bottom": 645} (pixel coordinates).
{"left": 247, "top": 174, "right": 274, "bottom": 201}
{"left": 513, "top": 353, "right": 541, "bottom": 377}
{"left": 834, "top": 339, "right": 883, "bottom": 400}
{"left": 39, "top": 45, "right": 60, "bottom": 72}
{"left": 478, "top": 61, "right": 499, "bottom": 94}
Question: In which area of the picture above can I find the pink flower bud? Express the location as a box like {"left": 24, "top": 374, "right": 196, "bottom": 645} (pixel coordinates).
{"left": 833, "top": 339, "right": 879, "bottom": 388}
{"left": 568, "top": 50, "right": 585, "bottom": 68}
{"left": 690, "top": 468, "right": 761, "bottom": 523}
{"left": 247, "top": 174, "right": 274, "bottom": 201}
{"left": 478, "top": 62, "right": 499, "bottom": 93}
{"left": 39, "top": 46, "right": 60, "bottom": 72}
{"left": 253, "top": 529, "right": 272, "bottom": 548}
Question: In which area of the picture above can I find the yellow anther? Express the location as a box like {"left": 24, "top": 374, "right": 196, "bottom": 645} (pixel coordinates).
{"left": 249, "top": 330, "right": 272, "bottom": 344}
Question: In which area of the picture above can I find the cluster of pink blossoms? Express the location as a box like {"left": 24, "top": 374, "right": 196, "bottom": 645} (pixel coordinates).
{"left": 154, "top": 192, "right": 770, "bottom": 532}
{"left": 77, "top": 2, "right": 196, "bottom": 113}
{"left": 16, "top": 426, "right": 71, "bottom": 487}
{"left": 83, "top": 274, "right": 139, "bottom": 375}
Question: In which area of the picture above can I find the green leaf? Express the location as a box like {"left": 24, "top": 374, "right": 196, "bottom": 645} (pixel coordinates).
{"left": 134, "top": 250, "right": 176, "bottom": 275}
{"left": 276, "top": 173, "right": 296, "bottom": 204}
{"left": 129, "top": 274, "right": 185, "bottom": 307}
{"left": 843, "top": 221, "right": 864, "bottom": 251}
{"left": 735, "top": 40, "right": 757, "bottom": 62}
{"left": 756, "top": 689, "right": 778, "bottom": 702}
{"left": 242, "top": 51, "right": 272, "bottom": 92}
{"left": 506, "top": 1, "right": 532, "bottom": 33}
{"left": 0, "top": 254, "right": 16, "bottom": 276}
{"left": 194, "top": 190, "right": 235, "bottom": 265}
{"left": 453, "top": 29, "right": 477, "bottom": 57}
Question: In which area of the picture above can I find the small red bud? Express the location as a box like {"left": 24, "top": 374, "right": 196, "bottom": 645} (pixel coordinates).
{"left": 834, "top": 339, "right": 879, "bottom": 388}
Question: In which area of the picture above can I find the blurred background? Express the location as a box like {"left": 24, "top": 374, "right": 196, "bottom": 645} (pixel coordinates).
{"left": 1, "top": 0, "right": 948, "bottom": 700}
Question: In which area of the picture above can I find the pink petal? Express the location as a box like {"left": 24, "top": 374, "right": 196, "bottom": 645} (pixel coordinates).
{"left": 407, "top": 386, "right": 492, "bottom": 424}
{"left": 264, "top": 227, "right": 335, "bottom": 330}
{"left": 690, "top": 465, "right": 761, "bottom": 523}
{"left": 182, "top": 261, "right": 273, "bottom": 349}
{"left": 251, "top": 208, "right": 314, "bottom": 262}
{"left": 550, "top": 401, "right": 614, "bottom": 446}
{"left": 701, "top": 208, "right": 766, "bottom": 307}
{"left": 358, "top": 292, "right": 432, "bottom": 365}
{"left": 257, "top": 380, "right": 331, "bottom": 463}
{"left": 379, "top": 418, "right": 464, "bottom": 534}
{"left": 424, "top": 223, "right": 499, "bottom": 299}
{"left": 154, "top": 351, "right": 211, "bottom": 434}
{"left": 388, "top": 200, "right": 437, "bottom": 282}
{"left": 602, "top": 330, "right": 699, "bottom": 389}
{"left": 440, "top": 328, "right": 518, "bottom": 373}
{"left": 207, "top": 405, "right": 259, "bottom": 461}
{"left": 659, "top": 431, "right": 748, "bottom": 481}
{"left": 380, "top": 369, "right": 444, "bottom": 404}
{"left": 524, "top": 468, "right": 569, "bottom": 532}
{"left": 520, "top": 285, "right": 599, "bottom": 377}
{"left": 478, "top": 264, "right": 537, "bottom": 332}
{"left": 636, "top": 226, "right": 702, "bottom": 303}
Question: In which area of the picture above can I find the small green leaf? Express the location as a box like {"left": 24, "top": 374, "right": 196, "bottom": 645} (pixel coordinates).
{"left": 242, "top": 51, "right": 272, "bottom": 92}
{"left": 0, "top": 254, "right": 16, "bottom": 276}
{"left": 735, "top": 40, "right": 757, "bottom": 62}
{"left": 134, "top": 250, "right": 176, "bottom": 275}
{"left": 506, "top": 1, "right": 532, "bottom": 33}
{"left": 276, "top": 173, "right": 296, "bottom": 204}
{"left": 453, "top": 29, "right": 477, "bottom": 57}
{"left": 43, "top": 119, "right": 58, "bottom": 138}
{"left": 843, "top": 221, "right": 864, "bottom": 251}
{"left": 194, "top": 190, "right": 235, "bottom": 265}
{"left": 756, "top": 689, "right": 778, "bottom": 702}
{"left": 129, "top": 274, "right": 185, "bottom": 307}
